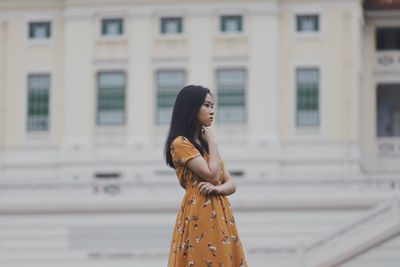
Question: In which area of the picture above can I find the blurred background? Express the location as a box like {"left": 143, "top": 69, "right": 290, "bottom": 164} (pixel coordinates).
{"left": 1, "top": 0, "right": 400, "bottom": 266}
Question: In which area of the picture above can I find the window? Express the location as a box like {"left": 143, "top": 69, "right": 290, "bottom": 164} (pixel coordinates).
{"left": 27, "top": 74, "right": 50, "bottom": 131}
{"left": 156, "top": 70, "right": 185, "bottom": 124}
{"left": 376, "top": 27, "right": 400, "bottom": 50}
{"left": 296, "top": 68, "right": 319, "bottom": 127}
{"left": 296, "top": 15, "right": 319, "bottom": 32}
{"left": 217, "top": 69, "right": 246, "bottom": 123}
{"left": 160, "top": 17, "right": 182, "bottom": 34}
{"left": 29, "top": 22, "right": 51, "bottom": 39}
{"left": 97, "top": 72, "right": 126, "bottom": 125}
{"left": 220, "top": 15, "right": 242, "bottom": 33}
{"left": 101, "top": 18, "right": 123, "bottom": 36}
{"left": 377, "top": 84, "right": 400, "bottom": 137}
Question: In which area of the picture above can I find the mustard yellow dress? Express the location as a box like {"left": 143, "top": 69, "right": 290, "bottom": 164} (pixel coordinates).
{"left": 168, "top": 136, "right": 248, "bottom": 267}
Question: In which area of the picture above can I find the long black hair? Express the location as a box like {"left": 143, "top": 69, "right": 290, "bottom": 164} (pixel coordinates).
{"left": 164, "top": 85, "right": 212, "bottom": 168}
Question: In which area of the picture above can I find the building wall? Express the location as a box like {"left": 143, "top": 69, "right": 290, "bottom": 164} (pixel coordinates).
{"left": 0, "top": 0, "right": 279, "bottom": 181}
{"left": 279, "top": 0, "right": 362, "bottom": 143}
{"left": 361, "top": 9, "right": 400, "bottom": 174}
{"left": 0, "top": 0, "right": 370, "bottom": 181}
{"left": 277, "top": 0, "right": 363, "bottom": 178}
{"left": 0, "top": 17, "right": 6, "bottom": 152}
{"left": 0, "top": 0, "right": 397, "bottom": 221}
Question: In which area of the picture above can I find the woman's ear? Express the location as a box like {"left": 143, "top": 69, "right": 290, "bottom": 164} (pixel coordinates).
{"left": 201, "top": 127, "right": 206, "bottom": 137}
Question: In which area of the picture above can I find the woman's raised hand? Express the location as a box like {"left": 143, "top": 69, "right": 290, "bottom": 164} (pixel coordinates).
{"left": 202, "top": 126, "right": 217, "bottom": 144}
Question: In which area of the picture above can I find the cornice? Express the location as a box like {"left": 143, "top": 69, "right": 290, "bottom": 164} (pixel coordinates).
{"left": 0, "top": 0, "right": 279, "bottom": 19}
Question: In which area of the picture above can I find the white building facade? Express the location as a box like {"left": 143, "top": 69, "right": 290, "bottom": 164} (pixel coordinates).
{"left": 0, "top": 0, "right": 399, "bottom": 267}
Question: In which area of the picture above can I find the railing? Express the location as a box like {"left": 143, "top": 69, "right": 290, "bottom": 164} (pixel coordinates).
{"left": 305, "top": 198, "right": 400, "bottom": 267}
{"left": 273, "top": 197, "right": 400, "bottom": 267}
{"left": 378, "top": 137, "right": 400, "bottom": 156}
{"left": 376, "top": 51, "right": 400, "bottom": 72}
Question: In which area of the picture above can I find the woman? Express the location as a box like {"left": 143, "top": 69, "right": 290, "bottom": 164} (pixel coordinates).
{"left": 164, "top": 85, "right": 248, "bottom": 266}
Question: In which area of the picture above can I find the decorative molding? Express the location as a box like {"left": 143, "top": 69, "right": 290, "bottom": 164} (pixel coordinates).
{"left": 92, "top": 58, "right": 130, "bottom": 69}
{"left": 365, "top": 10, "right": 400, "bottom": 19}
{"left": 151, "top": 56, "right": 189, "bottom": 68}
{"left": 213, "top": 55, "right": 249, "bottom": 65}
{"left": 0, "top": 1, "right": 279, "bottom": 19}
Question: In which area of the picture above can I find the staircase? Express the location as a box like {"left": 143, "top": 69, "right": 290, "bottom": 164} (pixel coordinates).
{"left": 275, "top": 197, "right": 400, "bottom": 267}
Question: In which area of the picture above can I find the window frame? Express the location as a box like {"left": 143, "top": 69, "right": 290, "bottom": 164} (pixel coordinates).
{"left": 26, "top": 19, "right": 54, "bottom": 45}
{"left": 293, "top": 10, "right": 322, "bottom": 40}
{"left": 160, "top": 17, "right": 183, "bottom": 35}
{"left": 155, "top": 69, "right": 186, "bottom": 125}
{"left": 26, "top": 73, "right": 51, "bottom": 132}
{"left": 220, "top": 15, "right": 243, "bottom": 33}
{"left": 28, "top": 21, "right": 51, "bottom": 39}
{"left": 295, "top": 67, "right": 320, "bottom": 128}
{"left": 296, "top": 14, "right": 319, "bottom": 33}
{"left": 100, "top": 18, "right": 124, "bottom": 37}
{"left": 376, "top": 27, "right": 400, "bottom": 51}
{"left": 96, "top": 71, "right": 127, "bottom": 126}
{"left": 215, "top": 68, "right": 247, "bottom": 124}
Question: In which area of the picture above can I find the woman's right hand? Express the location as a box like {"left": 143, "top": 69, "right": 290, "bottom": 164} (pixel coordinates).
{"left": 202, "top": 126, "right": 217, "bottom": 144}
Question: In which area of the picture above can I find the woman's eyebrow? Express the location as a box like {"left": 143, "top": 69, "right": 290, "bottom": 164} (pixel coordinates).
{"left": 204, "top": 100, "right": 214, "bottom": 105}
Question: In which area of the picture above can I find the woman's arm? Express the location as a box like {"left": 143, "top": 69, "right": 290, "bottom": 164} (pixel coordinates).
{"left": 186, "top": 141, "right": 222, "bottom": 186}
{"left": 186, "top": 128, "right": 222, "bottom": 186}
{"left": 198, "top": 166, "right": 236, "bottom": 196}
{"left": 216, "top": 166, "right": 236, "bottom": 196}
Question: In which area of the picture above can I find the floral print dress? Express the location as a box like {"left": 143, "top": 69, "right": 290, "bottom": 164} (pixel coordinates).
{"left": 168, "top": 136, "right": 248, "bottom": 267}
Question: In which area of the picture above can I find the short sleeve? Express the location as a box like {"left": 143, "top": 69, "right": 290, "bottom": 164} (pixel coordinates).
{"left": 171, "top": 136, "right": 201, "bottom": 166}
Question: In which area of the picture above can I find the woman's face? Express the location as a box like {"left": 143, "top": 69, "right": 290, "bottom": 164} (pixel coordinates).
{"left": 197, "top": 93, "right": 214, "bottom": 127}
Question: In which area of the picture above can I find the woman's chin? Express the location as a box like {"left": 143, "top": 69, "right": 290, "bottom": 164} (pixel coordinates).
{"left": 200, "top": 120, "right": 213, "bottom": 127}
